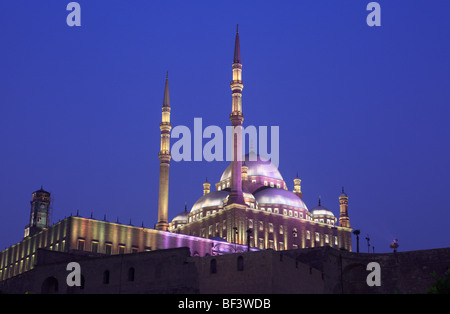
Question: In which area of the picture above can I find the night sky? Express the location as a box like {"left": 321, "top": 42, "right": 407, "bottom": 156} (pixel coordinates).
{"left": 1, "top": 1, "right": 449, "bottom": 253}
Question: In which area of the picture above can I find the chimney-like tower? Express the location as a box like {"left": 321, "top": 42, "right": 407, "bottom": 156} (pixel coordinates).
{"left": 203, "top": 178, "right": 211, "bottom": 195}
{"left": 227, "top": 25, "right": 246, "bottom": 205}
{"left": 293, "top": 173, "right": 303, "bottom": 199}
{"left": 339, "top": 187, "right": 350, "bottom": 228}
{"left": 156, "top": 73, "right": 172, "bottom": 231}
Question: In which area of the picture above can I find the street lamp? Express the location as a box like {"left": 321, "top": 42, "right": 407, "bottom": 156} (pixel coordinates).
{"left": 352, "top": 229, "right": 360, "bottom": 253}
{"left": 365, "top": 235, "right": 371, "bottom": 253}
{"left": 233, "top": 226, "right": 238, "bottom": 252}
{"left": 246, "top": 228, "right": 252, "bottom": 252}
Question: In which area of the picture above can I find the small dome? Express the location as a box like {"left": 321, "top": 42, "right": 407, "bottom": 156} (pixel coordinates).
{"left": 191, "top": 190, "right": 229, "bottom": 212}
{"left": 253, "top": 188, "right": 307, "bottom": 210}
{"left": 172, "top": 210, "right": 188, "bottom": 223}
{"left": 310, "top": 205, "right": 335, "bottom": 217}
{"left": 220, "top": 152, "right": 283, "bottom": 182}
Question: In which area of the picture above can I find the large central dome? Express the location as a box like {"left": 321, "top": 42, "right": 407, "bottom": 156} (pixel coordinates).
{"left": 220, "top": 152, "right": 283, "bottom": 182}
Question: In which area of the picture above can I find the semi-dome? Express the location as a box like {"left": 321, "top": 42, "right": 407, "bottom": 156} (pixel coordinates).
{"left": 253, "top": 188, "right": 308, "bottom": 210}
{"left": 220, "top": 152, "right": 283, "bottom": 182}
{"left": 191, "top": 190, "right": 229, "bottom": 212}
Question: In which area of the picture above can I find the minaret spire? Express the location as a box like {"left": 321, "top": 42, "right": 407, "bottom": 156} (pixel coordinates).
{"left": 227, "top": 25, "right": 245, "bottom": 205}
{"left": 233, "top": 25, "right": 241, "bottom": 64}
{"left": 156, "top": 73, "right": 172, "bottom": 231}
{"left": 163, "top": 72, "right": 170, "bottom": 107}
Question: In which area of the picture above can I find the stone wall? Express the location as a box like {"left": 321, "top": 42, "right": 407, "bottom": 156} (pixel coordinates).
{"left": 287, "top": 246, "right": 450, "bottom": 294}
{"left": 1, "top": 246, "right": 449, "bottom": 294}
{"left": 0, "top": 247, "right": 199, "bottom": 294}
{"left": 190, "top": 249, "right": 324, "bottom": 294}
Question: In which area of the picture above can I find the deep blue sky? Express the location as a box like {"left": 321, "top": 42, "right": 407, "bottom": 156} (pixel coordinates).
{"left": 1, "top": 1, "right": 449, "bottom": 253}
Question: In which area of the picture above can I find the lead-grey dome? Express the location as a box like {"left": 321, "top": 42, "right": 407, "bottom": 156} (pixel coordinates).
{"left": 220, "top": 152, "right": 283, "bottom": 182}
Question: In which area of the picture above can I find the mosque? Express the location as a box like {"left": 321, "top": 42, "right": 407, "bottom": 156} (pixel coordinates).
{"left": 164, "top": 26, "right": 352, "bottom": 251}
{"left": 0, "top": 27, "right": 352, "bottom": 284}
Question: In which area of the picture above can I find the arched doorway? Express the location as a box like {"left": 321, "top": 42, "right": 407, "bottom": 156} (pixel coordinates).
{"left": 41, "top": 276, "right": 59, "bottom": 294}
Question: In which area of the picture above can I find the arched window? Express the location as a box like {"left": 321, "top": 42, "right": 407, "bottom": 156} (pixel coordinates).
{"left": 210, "top": 259, "right": 217, "bottom": 274}
{"left": 128, "top": 267, "right": 135, "bottom": 282}
{"left": 103, "top": 270, "right": 110, "bottom": 284}
{"left": 237, "top": 256, "right": 244, "bottom": 271}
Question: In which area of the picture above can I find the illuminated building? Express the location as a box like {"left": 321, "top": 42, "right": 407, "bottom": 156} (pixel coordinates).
{"left": 0, "top": 26, "right": 351, "bottom": 284}
{"left": 0, "top": 191, "right": 251, "bottom": 282}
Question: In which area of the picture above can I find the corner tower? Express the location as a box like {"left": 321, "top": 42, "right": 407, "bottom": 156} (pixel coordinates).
{"left": 227, "top": 25, "right": 246, "bottom": 205}
{"left": 339, "top": 187, "right": 350, "bottom": 228}
{"left": 156, "top": 73, "right": 172, "bottom": 231}
{"left": 24, "top": 187, "right": 51, "bottom": 237}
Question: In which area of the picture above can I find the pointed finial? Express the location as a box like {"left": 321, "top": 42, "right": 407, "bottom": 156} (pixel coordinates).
{"left": 184, "top": 202, "right": 187, "bottom": 212}
{"left": 233, "top": 25, "right": 241, "bottom": 64}
{"left": 318, "top": 195, "right": 321, "bottom": 206}
{"left": 236, "top": 24, "right": 239, "bottom": 34}
{"left": 141, "top": 221, "right": 145, "bottom": 228}
{"left": 103, "top": 214, "right": 107, "bottom": 221}
{"left": 163, "top": 72, "right": 170, "bottom": 107}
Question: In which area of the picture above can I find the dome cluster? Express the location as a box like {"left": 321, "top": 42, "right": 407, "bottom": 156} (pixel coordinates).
{"left": 170, "top": 153, "right": 338, "bottom": 230}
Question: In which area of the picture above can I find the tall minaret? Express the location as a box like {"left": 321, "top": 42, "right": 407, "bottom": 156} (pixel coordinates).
{"left": 339, "top": 187, "right": 350, "bottom": 228}
{"left": 227, "top": 25, "right": 246, "bottom": 205}
{"left": 156, "top": 73, "right": 171, "bottom": 231}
